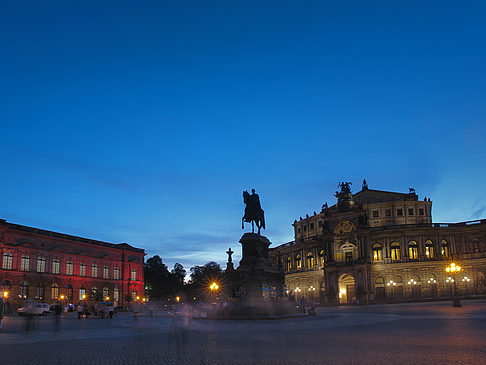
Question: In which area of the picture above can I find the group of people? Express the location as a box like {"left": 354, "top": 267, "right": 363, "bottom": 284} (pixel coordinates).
{"left": 77, "top": 302, "right": 114, "bottom": 319}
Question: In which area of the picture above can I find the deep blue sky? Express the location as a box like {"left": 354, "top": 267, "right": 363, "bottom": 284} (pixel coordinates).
{"left": 1, "top": 1, "right": 485, "bottom": 272}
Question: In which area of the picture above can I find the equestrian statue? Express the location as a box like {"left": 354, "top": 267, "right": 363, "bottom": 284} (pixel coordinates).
{"left": 242, "top": 189, "right": 265, "bottom": 234}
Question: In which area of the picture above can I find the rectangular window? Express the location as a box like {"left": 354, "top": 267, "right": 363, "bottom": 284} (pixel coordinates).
{"left": 408, "top": 208, "right": 414, "bottom": 216}
{"left": 37, "top": 257, "right": 46, "bottom": 273}
{"left": 372, "top": 210, "right": 379, "bottom": 218}
{"left": 51, "top": 285, "right": 59, "bottom": 300}
{"left": 131, "top": 269, "right": 137, "bottom": 281}
{"left": 297, "top": 228, "right": 301, "bottom": 234}
{"left": 52, "top": 260, "right": 60, "bottom": 274}
{"left": 397, "top": 208, "right": 403, "bottom": 216}
{"left": 21, "top": 255, "right": 30, "bottom": 271}
{"left": 79, "top": 263, "right": 86, "bottom": 277}
{"left": 2, "top": 253, "right": 13, "bottom": 269}
{"left": 385, "top": 209, "right": 391, "bottom": 217}
{"left": 114, "top": 267, "right": 120, "bottom": 280}
{"left": 419, "top": 208, "right": 424, "bottom": 216}
{"left": 92, "top": 264, "right": 98, "bottom": 278}
{"left": 391, "top": 247, "right": 401, "bottom": 260}
{"left": 303, "top": 225, "right": 307, "bottom": 231}
{"left": 103, "top": 266, "right": 109, "bottom": 279}
{"left": 114, "top": 288, "right": 120, "bottom": 302}
{"left": 66, "top": 261, "right": 74, "bottom": 275}
{"left": 79, "top": 288, "right": 86, "bottom": 300}
{"left": 36, "top": 286, "right": 45, "bottom": 300}
{"left": 310, "top": 223, "right": 314, "bottom": 230}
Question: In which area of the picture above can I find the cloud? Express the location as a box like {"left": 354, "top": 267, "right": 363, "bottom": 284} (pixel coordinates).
{"left": 472, "top": 205, "right": 486, "bottom": 219}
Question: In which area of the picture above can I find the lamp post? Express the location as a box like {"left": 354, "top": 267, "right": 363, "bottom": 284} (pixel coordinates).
{"left": 445, "top": 262, "right": 462, "bottom": 307}
{"left": 386, "top": 280, "right": 397, "bottom": 303}
{"left": 407, "top": 279, "right": 417, "bottom": 301}
{"left": 0, "top": 291, "right": 8, "bottom": 330}
{"left": 462, "top": 276, "right": 471, "bottom": 298}
{"left": 427, "top": 277, "right": 437, "bottom": 299}
{"left": 209, "top": 282, "right": 219, "bottom": 304}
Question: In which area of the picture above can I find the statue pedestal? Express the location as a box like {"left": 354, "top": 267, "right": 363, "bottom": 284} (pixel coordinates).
{"left": 237, "top": 233, "right": 284, "bottom": 307}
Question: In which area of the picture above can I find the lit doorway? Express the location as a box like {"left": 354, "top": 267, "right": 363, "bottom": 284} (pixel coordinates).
{"left": 338, "top": 274, "right": 356, "bottom": 304}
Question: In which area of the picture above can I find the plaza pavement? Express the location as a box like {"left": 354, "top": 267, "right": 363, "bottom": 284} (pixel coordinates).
{"left": 1, "top": 300, "right": 485, "bottom": 364}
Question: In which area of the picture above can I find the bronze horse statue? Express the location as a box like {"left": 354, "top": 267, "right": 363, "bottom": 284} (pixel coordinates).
{"left": 242, "top": 189, "right": 265, "bottom": 234}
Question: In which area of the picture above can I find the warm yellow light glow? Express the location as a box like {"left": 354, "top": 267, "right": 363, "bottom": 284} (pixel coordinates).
{"left": 446, "top": 267, "right": 450, "bottom": 272}
{"left": 136, "top": 296, "right": 140, "bottom": 300}
{"left": 106, "top": 297, "right": 110, "bottom": 301}
{"left": 209, "top": 282, "right": 219, "bottom": 291}
{"left": 176, "top": 296, "right": 180, "bottom": 302}
{"left": 142, "top": 298, "right": 146, "bottom": 302}
{"left": 3, "top": 291, "right": 8, "bottom": 298}
{"left": 60, "top": 295, "right": 65, "bottom": 300}
{"left": 82, "top": 294, "right": 86, "bottom": 299}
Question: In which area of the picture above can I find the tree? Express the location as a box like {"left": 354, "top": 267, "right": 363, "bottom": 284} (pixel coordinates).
{"left": 189, "top": 261, "right": 222, "bottom": 287}
{"left": 144, "top": 255, "right": 170, "bottom": 298}
{"left": 171, "top": 263, "right": 186, "bottom": 285}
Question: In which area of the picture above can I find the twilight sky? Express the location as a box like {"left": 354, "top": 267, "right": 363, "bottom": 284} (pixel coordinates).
{"left": 1, "top": 1, "right": 485, "bottom": 272}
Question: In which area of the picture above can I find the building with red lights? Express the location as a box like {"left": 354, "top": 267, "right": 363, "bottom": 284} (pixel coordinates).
{"left": 0, "top": 218, "right": 145, "bottom": 308}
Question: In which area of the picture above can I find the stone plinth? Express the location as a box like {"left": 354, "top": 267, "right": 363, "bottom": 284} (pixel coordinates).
{"left": 237, "top": 233, "right": 285, "bottom": 305}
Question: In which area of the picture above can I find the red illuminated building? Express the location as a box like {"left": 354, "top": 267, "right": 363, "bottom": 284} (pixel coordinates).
{"left": 0, "top": 218, "right": 145, "bottom": 307}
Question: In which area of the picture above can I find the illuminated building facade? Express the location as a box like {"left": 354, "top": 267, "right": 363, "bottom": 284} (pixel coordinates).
{"left": 269, "top": 181, "right": 486, "bottom": 304}
{"left": 0, "top": 218, "right": 145, "bottom": 307}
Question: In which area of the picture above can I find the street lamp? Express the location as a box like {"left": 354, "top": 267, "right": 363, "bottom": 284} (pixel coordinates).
{"left": 445, "top": 262, "right": 462, "bottom": 307}
{"left": 462, "top": 276, "right": 471, "bottom": 297}
{"left": 386, "top": 280, "right": 397, "bottom": 302}
{"left": 407, "top": 279, "right": 417, "bottom": 300}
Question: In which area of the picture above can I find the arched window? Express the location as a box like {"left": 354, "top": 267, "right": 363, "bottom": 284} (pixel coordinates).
{"left": 66, "top": 284, "right": 73, "bottom": 300}
{"left": 307, "top": 252, "right": 314, "bottom": 268}
{"left": 425, "top": 240, "right": 434, "bottom": 259}
{"left": 51, "top": 283, "right": 60, "bottom": 300}
{"left": 131, "top": 268, "right": 137, "bottom": 281}
{"left": 79, "top": 287, "right": 86, "bottom": 300}
{"left": 36, "top": 283, "right": 45, "bottom": 300}
{"left": 1, "top": 279, "right": 12, "bottom": 290}
{"left": 295, "top": 254, "right": 302, "bottom": 270}
{"left": 319, "top": 250, "right": 325, "bottom": 266}
{"left": 52, "top": 259, "right": 60, "bottom": 274}
{"left": 103, "top": 287, "right": 109, "bottom": 300}
{"left": 114, "top": 267, "right": 120, "bottom": 280}
{"left": 375, "top": 277, "right": 385, "bottom": 285}
{"left": 372, "top": 244, "right": 383, "bottom": 262}
{"left": 92, "top": 264, "right": 98, "bottom": 277}
{"left": 90, "top": 287, "right": 98, "bottom": 301}
{"left": 66, "top": 261, "right": 74, "bottom": 276}
{"left": 21, "top": 254, "right": 30, "bottom": 271}
{"left": 441, "top": 240, "right": 449, "bottom": 257}
{"left": 391, "top": 242, "right": 401, "bottom": 260}
{"left": 394, "top": 276, "right": 403, "bottom": 284}
{"left": 408, "top": 241, "right": 418, "bottom": 259}
{"left": 286, "top": 257, "right": 292, "bottom": 271}
{"left": 19, "top": 281, "right": 29, "bottom": 299}
{"left": 37, "top": 256, "right": 46, "bottom": 273}
{"left": 2, "top": 252, "right": 13, "bottom": 270}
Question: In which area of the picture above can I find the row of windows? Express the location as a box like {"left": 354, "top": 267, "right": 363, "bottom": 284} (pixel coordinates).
{"left": 3, "top": 280, "right": 127, "bottom": 302}
{"left": 285, "top": 250, "right": 325, "bottom": 271}
{"left": 372, "top": 240, "right": 449, "bottom": 262}
{"left": 371, "top": 207, "right": 426, "bottom": 218}
{"left": 2, "top": 253, "right": 137, "bottom": 280}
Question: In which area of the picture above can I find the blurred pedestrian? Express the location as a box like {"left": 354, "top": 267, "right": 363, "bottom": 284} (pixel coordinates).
{"left": 54, "top": 302, "right": 62, "bottom": 333}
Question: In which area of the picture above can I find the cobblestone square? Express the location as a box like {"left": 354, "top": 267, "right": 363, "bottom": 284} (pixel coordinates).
{"left": 1, "top": 300, "right": 486, "bottom": 364}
